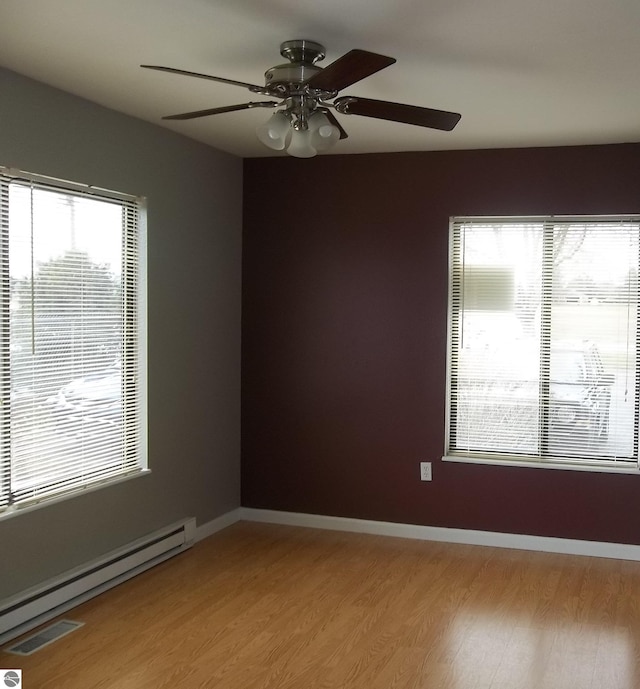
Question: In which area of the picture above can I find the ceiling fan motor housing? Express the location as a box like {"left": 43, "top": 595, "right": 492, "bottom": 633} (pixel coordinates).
{"left": 264, "top": 62, "right": 323, "bottom": 88}
{"left": 264, "top": 39, "right": 326, "bottom": 90}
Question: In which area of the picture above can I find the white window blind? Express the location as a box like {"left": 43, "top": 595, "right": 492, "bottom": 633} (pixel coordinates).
{"left": 446, "top": 216, "right": 640, "bottom": 470}
{"left": 0, "top": 168, "right": 146, "bottom": 511}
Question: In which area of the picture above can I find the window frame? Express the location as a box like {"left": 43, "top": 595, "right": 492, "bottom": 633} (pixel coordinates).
{"left": 0, "top": 166, "right": 148, "bottom": 517}
{"left": 443, "top": 214, "right": 640, "bottom": 475}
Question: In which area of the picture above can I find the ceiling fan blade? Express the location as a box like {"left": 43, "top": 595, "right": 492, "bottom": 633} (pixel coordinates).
{"left": 305, "top": 50, "right": 396, "bottom": 92}
{"left": 322, "top": 109, "right": 348, "bottom": 139}
{"left": 163, "top": 102, "right": 277, "bottom": 120}
{"left": 141, "top": 65, "right": 264, "bottom": 92}
{"left": 334, "top": 96, "right": 461, "bottom": 131}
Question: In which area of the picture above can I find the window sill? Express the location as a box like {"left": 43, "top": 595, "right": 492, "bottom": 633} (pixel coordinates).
{"left": 442, "top": 454, "right": 640, "bottom": 475}
{"left": 0, "top": 469, "right": 151, "bottom": 522}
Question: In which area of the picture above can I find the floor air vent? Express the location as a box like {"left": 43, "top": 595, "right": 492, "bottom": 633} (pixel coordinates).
{"left": 5, "top": 620, "right": 84, "bottom": 655}
{"left": 0, "top": 518, "right": 196, "bottom": 646}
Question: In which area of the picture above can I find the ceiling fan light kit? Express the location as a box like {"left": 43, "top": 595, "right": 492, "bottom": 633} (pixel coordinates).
{"left": 142, "top": 39, "right": 461, "bottom": 158}
{"left": 256, "top": 109, "right": 341, "bottom": 157}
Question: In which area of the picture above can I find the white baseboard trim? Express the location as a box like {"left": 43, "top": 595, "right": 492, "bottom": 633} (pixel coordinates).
{"left": 195, "top": 508, "right": 243, "bottom": 542}
{"left": 238, "top": 507, "right": 640, "bottom": 562}
{"left": 0, "top": 518, "right": 195, "bottom": 646}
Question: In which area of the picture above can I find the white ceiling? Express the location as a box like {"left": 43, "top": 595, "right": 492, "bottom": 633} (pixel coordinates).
{"left": 1, "top": 0, "right": 639, "bottom": 158}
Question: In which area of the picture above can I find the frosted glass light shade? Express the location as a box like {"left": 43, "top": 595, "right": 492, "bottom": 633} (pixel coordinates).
{"left": 309, "top": 112, "right": 340, "bottom": 151}
{"left": 287, "top": 129, "right": 317, "bottom": 158}
{"left": 256, "top": 112, "right": 291, "bottom": 150}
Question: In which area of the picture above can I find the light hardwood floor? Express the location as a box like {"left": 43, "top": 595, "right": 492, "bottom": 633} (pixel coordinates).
{"left": 2, "top": 521, "right": 640, "bottom": 688}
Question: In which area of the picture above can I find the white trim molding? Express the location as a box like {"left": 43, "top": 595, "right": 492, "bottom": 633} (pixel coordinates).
{"left": 237, "top": 508, "right": 640, "bottom": 562}
{"left": 195, "top": 508, "right": 243, "bottom": 542}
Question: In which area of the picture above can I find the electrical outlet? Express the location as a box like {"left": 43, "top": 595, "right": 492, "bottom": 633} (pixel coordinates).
{"left": 420, "top": 462, "right": 432, "bottom": 481}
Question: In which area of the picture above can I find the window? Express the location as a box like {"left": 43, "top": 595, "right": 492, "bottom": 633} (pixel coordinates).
{"left": 445, "top": 216, "right": 640, "bottom": 471}
{"left": 0, "top": 167, "right": 147, "bottom": 513}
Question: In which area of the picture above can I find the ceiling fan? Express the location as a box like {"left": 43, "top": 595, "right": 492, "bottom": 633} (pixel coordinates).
{"left": 141, "top": 39, "right": 461, "bottom": 158}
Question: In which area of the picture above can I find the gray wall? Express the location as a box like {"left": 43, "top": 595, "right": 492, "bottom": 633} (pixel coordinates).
{"left": 0, "top": 68, "right": 242, "bottom": 598}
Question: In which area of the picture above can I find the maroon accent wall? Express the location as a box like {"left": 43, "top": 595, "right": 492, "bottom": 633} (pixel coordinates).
{"left": 242, "top": 143, "right": 640, "bottom": 544}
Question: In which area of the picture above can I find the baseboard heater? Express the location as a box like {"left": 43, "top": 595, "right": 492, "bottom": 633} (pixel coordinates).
{"left": 0, "top": 517, "right": 196, "bottom": 646}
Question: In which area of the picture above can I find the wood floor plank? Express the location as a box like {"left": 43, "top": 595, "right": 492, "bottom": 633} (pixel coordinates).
{"left": 2, "top": 521, "right": 640, "bottom": 689}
